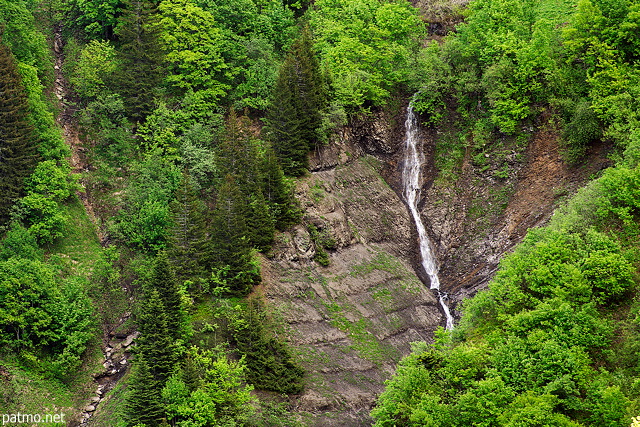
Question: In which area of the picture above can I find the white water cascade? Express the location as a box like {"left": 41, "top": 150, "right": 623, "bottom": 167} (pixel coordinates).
{"left": 401, "top": 104, "right": 454, "bottom": 330}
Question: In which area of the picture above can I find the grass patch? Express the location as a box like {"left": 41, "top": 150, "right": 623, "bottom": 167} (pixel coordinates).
{"left": 47, "top": 196, "right": 102, "bottom": 278}
{"left": 0, "top": 360, "right": 75, "bottom": 422}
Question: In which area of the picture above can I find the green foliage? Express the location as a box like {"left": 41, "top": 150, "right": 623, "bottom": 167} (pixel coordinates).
{"left": 16, "top": 193, "right": 68, "bottom": 244}
{"left": 308, "top": 223, "right": 335, "bottom": 266}
{"left": 0, "top": 41, "right": 39, "bottom": 225}
{"left": 201, "top": 0, "right": 296, "bottom": 109}
{"left": 111, "top": 153, "right": 181, "bottom": 251}
{"left": 90, "top": 245, "right": 128, "bottom": 327}
{"left": 0, "top": 0, "right": 51, "bottom": 81}
{"left": 232, "top": 299, "right": 304, "bottom": 394}
{"left": 562, "top": 0, "right": 640, "bottom": 145}
{"left": 0, "top": 257, "right": 94, "bottom": 377}
{"left": 13, "top": 156, "right": 74, "bottom": 245}
{"left": 411, "top": 0, "right": 580, "bottom": 135}
{"left": 309, "top": 0, "right": 424, "bottom": 109}
{"left": 158, "top": 0, "right": 229, "bottom": 100}
{"left": 594, "top": 166, "right": 640, "bottom": 237}
{"left": 78, "top": 93, "right": 134, "bottom": 166}
{"left": 69, "top": 40, "right": 119, "bottom": 99}
{"left": 0, "top": 222, "right": 41, "bottom": 261}
{"left": 25, "top": 161, "right": 75, "bottom": 201}
{"left": 67, "top": 0, "right": 123, "bottom": 39}
{"left": 561, "top": 99, "right": 602, "bottom": 163}
{"left": 18, "top": 62, "right": 68, "bottom": 161}
{"left": 162, "top": 347, "right": 256, "bottom": 426}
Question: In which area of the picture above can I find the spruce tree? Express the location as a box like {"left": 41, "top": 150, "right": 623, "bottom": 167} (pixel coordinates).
{"left": 148, "top": 252, "right": 184, "bottom": 342}
{"left": 210, "top": 174, "right": 259, "bottom": 296}
{"left": 135, "top": 288, "right": 175, "bottom": 383}
{"left": 0, "top": 41, "right": 38, "bottom": 224}
{"left": 234, "top": 299, "right": 304, "bottom": 394}
{"left": 218, "top": 110, "right": 274, "bottom": 250}
{"left": 181, "top": 352, "right": 201, "bottom": 392}
{"left": 294, "top": 26, "right": 326, "bottom": 146}
{"left": 266, "top": 54, "right": 308, "bottom": 176}
{"left": 261, "top": 145, "right": 299, "bottom": 230}
{"left": 265, "top": 25, "right": 327, "bottom": 176}
{"left": 168, "top": 170, "right": 210, "bottom": 283}
{"left": 125, "top": 354, "right": 165, "bottom": 427}
{"left": 114, "top": 0, "right": 164, "bottom": 122}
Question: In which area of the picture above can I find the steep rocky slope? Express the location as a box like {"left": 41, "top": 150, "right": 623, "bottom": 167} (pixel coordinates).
{"left": 263, "top": 105, "right": 612, "bottom": 425}
{"left": 262, "top": 149, "right": 443, "bottom": 425}
{"left": 420, "top": 115, "right": 612, "bottom": 307}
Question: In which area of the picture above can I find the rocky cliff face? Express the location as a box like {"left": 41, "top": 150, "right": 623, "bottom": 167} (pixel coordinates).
{"left": 418, "top": 114, "right": 612, "bottom": 308}
{"left": 263, "top": 105, "right": 612, "bottom": 425}
{"left": 261, "top": 111, "right": 443, "bottom": 426}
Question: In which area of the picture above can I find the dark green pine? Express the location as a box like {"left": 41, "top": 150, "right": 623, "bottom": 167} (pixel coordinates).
{"left": 265, "top": 25, "right": 327, "bottom": 177}
{"left": 168, "top": 171, "right": 210, "bottom": 283}
{"left": 245, "top": 191, "right": 274, "bottom": 251}
{"left": 218, "top": 110, "right": 275, "bottom": 250}
{"left": 293, "top": 25, "right": 327, "bottom": 148}
{"left": 234, "top": 300, "right": 304, "bottom": 394}
{"left": 149, "top": 251, "right": 184, "bottom": 342}
{"left": 209, "top": 174, "right": 259, "bottom": 296}
{"left": 266, "top": 53, "right": 309, "bottom": 176}
{"left": 181, "top": 352, "right": 201, "bottom": 393}
{"left": 0, "top": 41, "right": 38, "bottom": 224}
{"left": 114, "top": 0, "right": 164, "bottom": 123}
{"left": 135, "top": 288, "right": 176, "bottom": 383}
{"left": 260, "top": 145, "right": 300, "bottom": 230}
{"left": 125, "top": 354, "right": 165, "bottom": 427}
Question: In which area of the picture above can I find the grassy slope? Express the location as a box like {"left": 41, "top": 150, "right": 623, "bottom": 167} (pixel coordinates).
{"left": 0, "top": 196, "right": 107, "bottom": 423}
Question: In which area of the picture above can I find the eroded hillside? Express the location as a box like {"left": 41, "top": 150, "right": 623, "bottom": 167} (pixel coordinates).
{"left": 266, "top": 103, "right": 613, "bottom": 425}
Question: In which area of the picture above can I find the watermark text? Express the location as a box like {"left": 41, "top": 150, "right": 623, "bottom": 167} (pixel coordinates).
{"left": 1, "top": 413, "right": 65, "bottom": 425}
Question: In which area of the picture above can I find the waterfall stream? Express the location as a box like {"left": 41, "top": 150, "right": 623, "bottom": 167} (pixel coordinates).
{"left": 401, "top": 104, "right": 454, "bottom": 330}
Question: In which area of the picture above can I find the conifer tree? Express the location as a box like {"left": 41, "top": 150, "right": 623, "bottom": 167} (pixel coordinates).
{"left": 218, "top": 109, "right": 261, "bottom": 192}
{"left": 245, "top": 191, "right": 274, "bottom": 251}
{"left": 168, "top": 171, "right": 210, "bottom": 282}
{"left": 181, "top": 352, "right": 201, "bottom": 393}
{"left": 0, "top": 41, "right": 38, "bottom": 224}
{"left": 114, "top": 0, "right": 164, "bottom": 122}
{"left": 233, "top": 299, "right": 304, "bottom": 394}
{"left": 135, "top": 288, "right": 175, "bottom": 383}
{"left": 210, "top": 174, "right": 259, "bottom": 296}
{"left": 149, "top": 252, "right": 184, "bottom": 342}
{"left": 219, "top": 110, "right": 274, "bottom": 250}
{"left": 261, "top": 145, "right": 299, "bottom": 229}
{"left": 266, "top": 54, "right": 308, "bottom": 176}
{"left": 125, "top": 354, "right": 165, "bottom": 427}
{"left": 265, "top": 25, "right": 327, "bottom": 176}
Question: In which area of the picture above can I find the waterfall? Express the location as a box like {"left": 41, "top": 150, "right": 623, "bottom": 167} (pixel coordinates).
{"left": 401, "top": 104, "right": 454, "bottom": 330}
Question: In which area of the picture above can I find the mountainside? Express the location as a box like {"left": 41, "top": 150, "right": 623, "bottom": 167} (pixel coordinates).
{"left": 1, "top": 0, "right": 640, "bottom": 426}
{"left": 263, "top": 99, "right": 613, "bottom": 424}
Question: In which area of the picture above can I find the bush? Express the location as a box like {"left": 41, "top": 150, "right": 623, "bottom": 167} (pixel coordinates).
{"left": 562, "top": 99, "right": 602, "bottom": 163}
{"left": 69, "top": 40, "right": 118, "bottom": 99}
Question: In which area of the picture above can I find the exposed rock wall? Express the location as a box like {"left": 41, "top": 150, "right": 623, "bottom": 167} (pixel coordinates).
{"left": 263, "top": 132, "right": 443, "bottom": 425}
{"left": 264, "top": 105, "right": 612, "bottom": 425}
